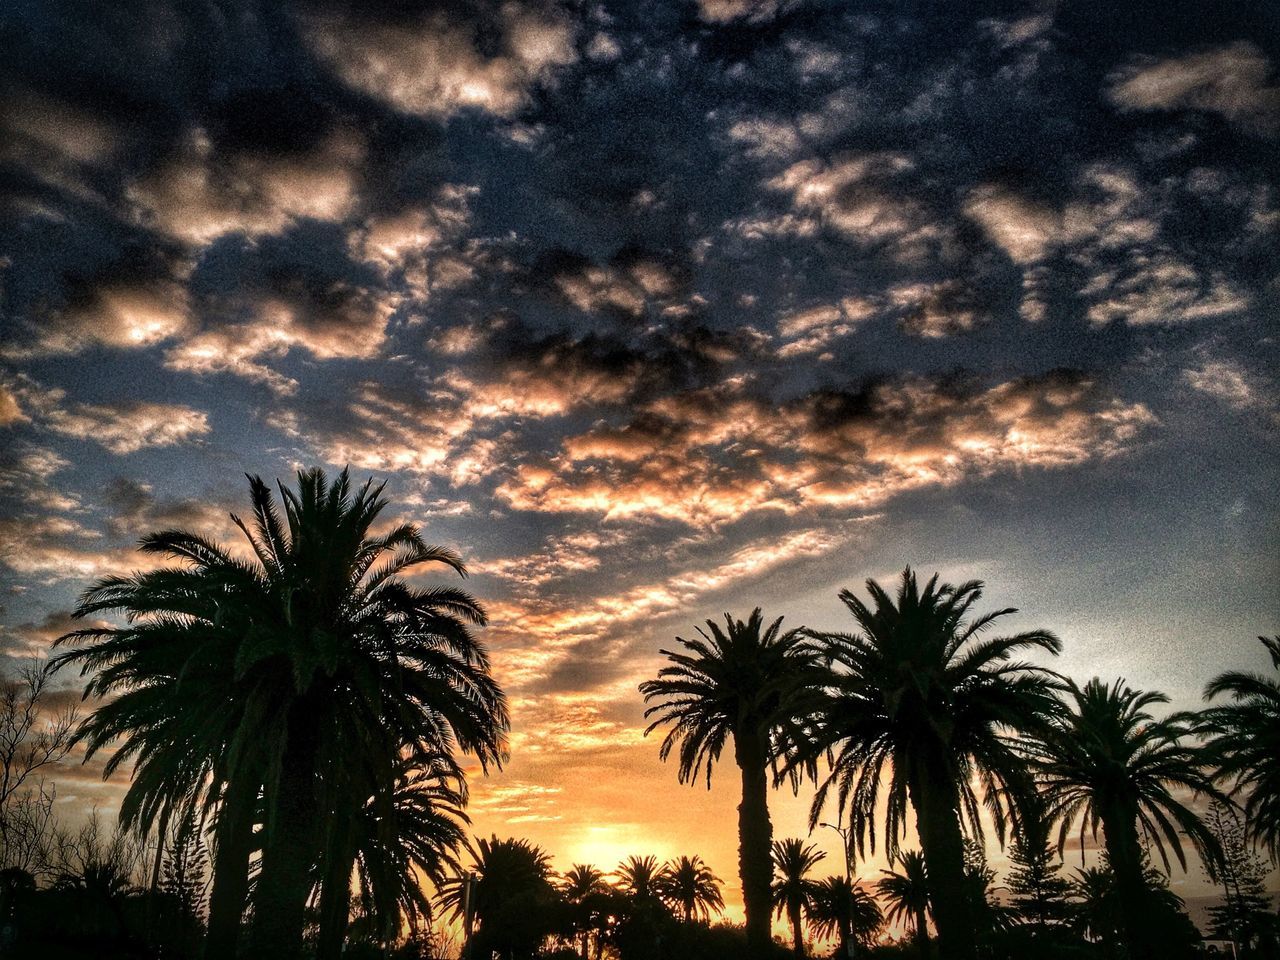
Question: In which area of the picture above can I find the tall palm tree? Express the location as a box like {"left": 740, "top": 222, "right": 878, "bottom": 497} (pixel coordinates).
{"left": 771, "top": 838, "right": 826, "bottom": 956}
{"left": 876, "top": 850, "right": 931, "bottom": 957}
{"left": 786, "top": 569, "right": 1061, "bottom": 960}
{"left": 1029, "top": 678, "right": 1223, "bottom": 960}
{"left": 807, "top": 876, "right": 882, "bottom": 957}
{"left": 655, "top": 855, "right": 724, "bottom": 923}
{"left": 640, "top": 609, "right": 817, "bottom": 954}
{"left": 56, "top": 468, "right": 509, "bottom": 960}
{"left": 1201, "top": 635, "right": 1280, "bottom": 862}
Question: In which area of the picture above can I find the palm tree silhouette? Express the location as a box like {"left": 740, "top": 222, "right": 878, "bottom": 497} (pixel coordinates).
{"left": 615, "top": 855, "right": 664, "bottom": 905}
{"left": 807, "top": 875, "right": 882, "bottom": 957}
{"left": 641, "top": 608, "right": 817, "bottom": 954}
{"left": 56, "top": 467, "right": 508, "bottom": 959}
{"left": 787, "top": 569, "right": 1060, "bottom": 960}
{"left": 343, "top": 754, "right": 470, "bottom": 952}
{"left": 439, "top": 835, "right": 559, "bottom": 958}
{"left": 1029, "top": 678, "right": 1224, "bottom": 960}
{"left": 561, "top": 864, "right": 609, "bottom": 958}
{"left": 656, "top": 855, "right": 724, "bottom": 923}
{"left": 771, "top": 838, "right": 826, "bottom": 955}
{"left": 1201, "top": 635, "right": 1280, "bottom": 862}
{"left": 876, "top": 850, "right": 931, "bottom": 957}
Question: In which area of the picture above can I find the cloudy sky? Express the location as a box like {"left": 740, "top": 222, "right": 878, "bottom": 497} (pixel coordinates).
{"left": 2, "top": 0, "right": 1277, "bottom": 921}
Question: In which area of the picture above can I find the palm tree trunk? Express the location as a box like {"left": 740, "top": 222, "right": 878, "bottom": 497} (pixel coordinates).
{"left": 908, "top": 764, "right": 976, "bottom": 960}
{"left": 789, "top": 900, "right": 805, "bottom": 956}
{"left": 206, "top": 776, "right": 258, "bottom": 960}
{"left": 247, "top": 727, "right": 320, "bottom": 960}
{"left": 315, "top": 815, "right": 356, "bottom": 960}
{"left": 1101, "top": 806, "right": 1154, "bottom": 960}
{"left": 913, "top": 905, "right": 931, "bottom": 960}
{"left": 735, "top": 728, "right": 774, "bottom": 956}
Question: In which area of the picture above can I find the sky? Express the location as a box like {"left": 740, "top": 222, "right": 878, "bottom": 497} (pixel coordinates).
{"left": 1, "top": 0, "right": 1278, "bottom": 929}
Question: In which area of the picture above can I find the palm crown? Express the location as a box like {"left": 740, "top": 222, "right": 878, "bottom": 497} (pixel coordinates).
{"left": 56, "top": 467, "right": 508, "bottom": 958}
{"left": 1201, "top": 635, "right": 1280, "bottom": 861}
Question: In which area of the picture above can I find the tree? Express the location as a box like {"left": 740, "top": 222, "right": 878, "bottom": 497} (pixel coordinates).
{"left": 1202, "top": 801, "right": 1277, "bottom": 957}
{"left": 1030, "top": 678, "right": 1224, "bottom": 960}
{"left": 0, "top": 660, "right": 76, "bottom": 861}
{"left": 771, "top": 837, "right": 826, "bottom": 956}
{"left": 1202, "top": 636, "right": 1280, "bottom": 863}
{"left": 641, "top": 609, "right": 817, "bottom": 955}
{"left": 344, "top": 754, "right": 470, "bottom": 953}
{"left": 1005, "top": 810, "right": 1071, "bottom": 933}
{"left": 158, "top": 804, "right": 211, "bottom": 957}
{"left": 616, "top": 855, "right": 664, "bottom": 905}
{"left": 788, "top": 570, "right": 1061, "bottom": 960}
{"left": 1067, "top": 859, "right": 1199, "bottom": 958}
{"left": 877, "top": 851, "right": 931, "bottom": 958}
{"left": 55, "top": 467, "right": 508, "bottom": 960}
{"left": 563, "top": 870, "right": 616, "bottom": 957}
{"left": 656, "top": 855, "right": 724, "bottom": 923}
{"left": 808, "top": 876, "right": 882, "bottom": 957}
{"left": 438, "top": 836, "right": 560, "bottom": 960}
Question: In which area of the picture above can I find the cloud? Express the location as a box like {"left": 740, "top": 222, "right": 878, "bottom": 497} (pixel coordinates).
{"left": 1108, "top": 42, "right": 1280, "bottom": 136}
{"left": 963, "top": 185, "right": 1059, "bottom": 265}
{"left": 494, "top": 370, "right": 1155, "bottom": 525}
{"left": 751, "top": 151, "right": 948, "bottom": 264}
{"left": 127, "top": 127, "right": 365, "bottom": 246}
{"left": 1, "top": 248, "right": 194, "bottom": 359}
{"left": 776, "top": 298, "right": 875, "bottom": 357}
{"left": 0, "top": 611, "right": 111, "bottom": 659}
{"left": 164, "top": 230, "right": 399, "bottom": 393}
{"left": 301, "top": 1, "right": 577, "bottom": 119}
{"left": 6, "top": 376, "right": 210, "bottom": 454}
{"left": 1182, "top": 359, "right": 1270, "bottom": 411}
{"left": 696, "top": 0, "right": 794, "bottom": 24}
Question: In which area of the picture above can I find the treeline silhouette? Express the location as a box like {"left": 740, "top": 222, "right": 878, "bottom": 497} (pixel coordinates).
{"left": 0, "top": 468, "right": 1275, "bottom": 960}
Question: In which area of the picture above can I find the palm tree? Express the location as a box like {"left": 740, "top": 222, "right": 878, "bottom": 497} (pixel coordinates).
{"left": 771, "top": 838, "right": 826, "bottom": 955}
{"left": 655, "top": 855, "right": 724, "bottom": 923}
{"left": 808, "top": 876, "right": 882, "bottom": 957}
{"left": 439, "top": 836, "right": 559, "bottom": 960}
{"left": 561, "top": 864, "right": 609, "bottom": 958}
{"left": 1029, "top": 678, "right": 1223, "bottom": 960}
{"left": 343, "top": 754, "right": 470, "bottom": 951}
{"left": 615, "top": 855, "right": 664, "bottom": 905}
{"left": 56, "top": 467, "right": 509, "bottom": 960}
{"left": 1201, "top": 635, "right": 1280, "bottom": 862}
{"left": 786, "top": 569, "right": 1061, "bottom": 960}
{"left": 877, "top": 851, "right": 931, "bottom": 957}
{"left": 640, "top": 609, "right": 817, "bottom": 954}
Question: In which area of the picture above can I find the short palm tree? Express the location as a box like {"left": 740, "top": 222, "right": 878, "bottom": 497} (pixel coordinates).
{"left": 786, "top": 569, "right": 1061, "bottom": 960}
{"left": 615, "top": 855, "right": 663, "bottom": 905}
{"left": 807, "top": 875, "right": 882, "bottom": 956}
{"left": 1029, "top": 678, "right": 1224, "bottom": 960}
{"left": 877, "top": 850, "right": 931, "bottom": 957}
{"left": 1201, "top": 635, "right": 1280, "bottom": 862}
{"left": 439, "top": 836, "right": 559, "bottom": 958}
{"left": 655, "top": 855, "right": 724, "bottom": 922}
{"left": 771, "top": 838, "right": 826, "bottom": 955}
{"left": 561, "top": 864, "right": 609, "bottom": 958}
{"left": 57, "top": 468, "right": 508, "bottom": 960}
{"left": 640, "top": 609, "right": 817, "bottom": 953}
{"left": 342, "top": 754, "right": 470, "bottom": 951}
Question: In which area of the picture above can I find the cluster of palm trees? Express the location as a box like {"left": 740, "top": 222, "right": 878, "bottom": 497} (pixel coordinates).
{"left": 52, "top": 469, "right": 509, "bottom": 959}
{"left": 641, "top": 577, "right": 1280, "bottom": 960}
{"left": 42, "top": 467, "right": 1278, "bottom": 960}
